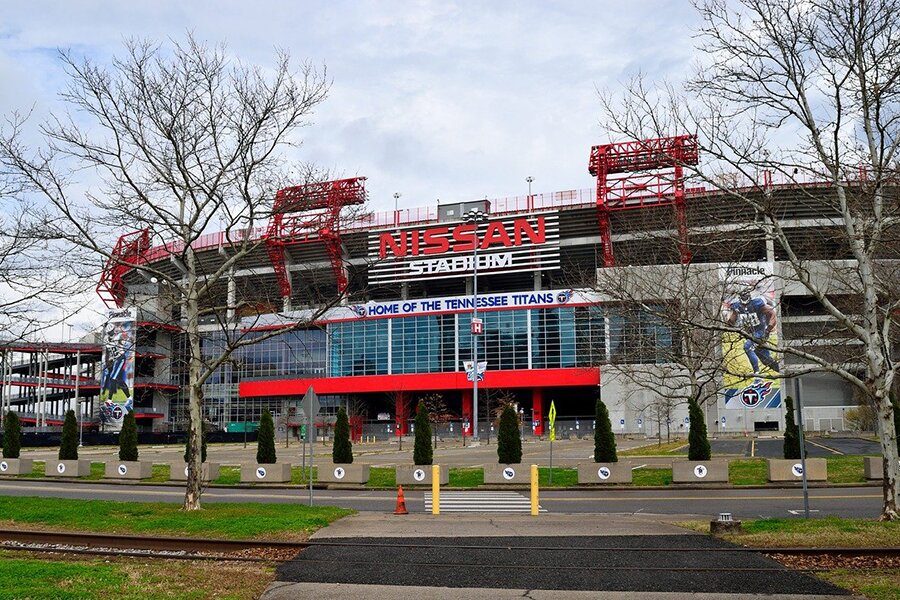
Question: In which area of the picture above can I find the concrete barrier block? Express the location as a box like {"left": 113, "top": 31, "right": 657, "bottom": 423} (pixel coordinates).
{"left": 766, "top": 458, "right": 827, "bottom": 482}
{"left": 577, "top": 461, "right": 633, "bottom": 484}
{"left": 396, "top": 465, "right": 449, "bottom": 486}
{"left": 104, "top": 461, "right": 153, "bottom": 479}
{"left": 863, "top": 456, "right": 900, "bottom": 480}
{"left": 672, "top": 460, "right": 729, "bottom": 483}
{"left": 484, "top": 464, "right": 528, "bottom": 484}
{"left": 169, "top": 463, "right": 220, "bottom": 481}
{"left": 45, "top": 460, "right": 92, "bottom": 477}
{"left": 318, "top": 463, "right": 369, "bottom": 484}
{"left": 0, "top": 458, "right": 33, "bottom": 476}
{"left": 240, "top": 463, "right": 292, "bottom": 483}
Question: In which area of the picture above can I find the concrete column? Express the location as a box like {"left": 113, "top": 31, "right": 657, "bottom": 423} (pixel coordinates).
{"left": 461, "top": 390, "right": 473, "bottom": 437}
{"left": 395, "top": 391, "right": 409, "bottom": 436}
{"left": 532, "top": 388, "right": 544, "bottom": 436}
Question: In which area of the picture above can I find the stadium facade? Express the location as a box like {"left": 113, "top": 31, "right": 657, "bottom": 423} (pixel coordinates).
{"left": 0, "top": 136, "right": 862, "bottom": 438}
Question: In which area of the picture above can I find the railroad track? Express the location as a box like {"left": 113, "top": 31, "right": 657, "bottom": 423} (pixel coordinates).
{"left": 0, "top": 528, "right": 308, "bottom": 562}
{"left": 0, "top": 529, "right": 897, "bottom": 566}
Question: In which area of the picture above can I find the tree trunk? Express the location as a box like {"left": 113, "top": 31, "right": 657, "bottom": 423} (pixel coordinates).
{"left": 183, "top": 250, "right": 204, "bottom": 511}
{"left": 875, "top": 388, "right": 899, "bottom": 520}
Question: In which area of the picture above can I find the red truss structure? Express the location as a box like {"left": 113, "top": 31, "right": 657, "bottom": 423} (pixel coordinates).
{"left": 96, "top": 229, "right": 151, "bottom": 308}
{"left": 588, "top": 134, "right": 699, "bottom": 267}
{"left": 265, "top": 177, "right": 367, "bottom": 299}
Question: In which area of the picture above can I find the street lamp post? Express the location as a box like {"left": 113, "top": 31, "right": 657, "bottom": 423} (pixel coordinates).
{"left": 464, "top": 208, "right": 487, "bottom": 441}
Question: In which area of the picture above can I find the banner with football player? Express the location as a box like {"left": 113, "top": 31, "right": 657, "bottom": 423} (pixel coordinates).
{"left": 99, "top": 307, "right": 137, "bottom": 431}
{"left": 720, "top": 263, "right": 782, "bottom": 409}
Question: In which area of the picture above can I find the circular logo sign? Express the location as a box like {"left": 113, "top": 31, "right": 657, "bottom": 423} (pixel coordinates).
{"left": 791, "top": 463, "right": 804, "bottom": 477}
{"left": 334, "top": 467, "right": 346, "bottom": 479}
{"left": 112, "top": 405, "right": 123, "bottom": 420}
{"left": 502, "top": 467, "right": 516, "bottom": 480}
{"left": 256, "top": 467, "right": 267, "bottom": 479}
{"left": 740, "top": 387, "right": 761, "bottom": 408}
{"left": 413, "top": 468, "right": 426, "bottom": 482}
{"left": 693, "top": 465, "right": 708, "bottom": 479}
{"left": 117, "top": 464, "right": 128, "bottom": 476}
{"left": 0, "top": 461, "right": 8, "bottom": 472}
{"left": 57, "top": 463, "right": 66, "bottom": 474}
{"left": 597, "top": 466, "right": 611, "bottom": 480}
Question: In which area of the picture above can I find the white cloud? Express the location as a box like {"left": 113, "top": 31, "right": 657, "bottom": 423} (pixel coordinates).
{"left": 0, "top": 0, "right": 699, "bottom": 329}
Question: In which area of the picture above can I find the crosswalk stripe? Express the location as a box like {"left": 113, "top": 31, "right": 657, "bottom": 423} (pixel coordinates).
{"left": 424, "top": 491, "right": 546, "bottom": 513}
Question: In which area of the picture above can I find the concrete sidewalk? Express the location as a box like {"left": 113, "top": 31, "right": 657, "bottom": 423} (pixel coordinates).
{"left": 261, "top": 513, "right": 861, "bottom": 600}
{"left": 263, "top": 584, "right": 859, "bottom": 600}
{"left": 310, "top": 512, "right": 695, "bottom": 538}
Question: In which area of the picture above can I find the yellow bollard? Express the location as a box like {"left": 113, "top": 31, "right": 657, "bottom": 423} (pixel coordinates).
{"left": 530, "top": 464, "right": 539, "bottom": 516}
{"left": 432, "top": 464, "right": 440, "bottom": 515}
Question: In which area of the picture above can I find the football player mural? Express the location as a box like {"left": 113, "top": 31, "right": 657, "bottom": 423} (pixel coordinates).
{"left": 99, "top": 308, "right": 136, "bottom": 431}
{"left": 720, "top": 264, "right": 782, "bottom": 409}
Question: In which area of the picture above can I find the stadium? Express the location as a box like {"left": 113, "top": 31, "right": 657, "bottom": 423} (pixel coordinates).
{"left": 0, "top": 135, "right": 864, "bottom": 440}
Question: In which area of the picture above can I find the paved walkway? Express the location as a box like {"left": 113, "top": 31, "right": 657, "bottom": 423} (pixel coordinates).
{"left": 261, "top": 514, "right": 860, "bottom": 599}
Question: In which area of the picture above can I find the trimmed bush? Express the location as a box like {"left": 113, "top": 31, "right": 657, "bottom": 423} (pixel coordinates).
{"left": 332, "top": 407, "right": 353, "bottom": 464}
{"left": 593, "top": 392, "right": 617, "bottom": 463}
{"left": 184, "top": 420, "right": 208, "bottom": 463}
{"left": 118, "top": 410, "right": 138, "bottom": 461}
{"left": 497, "top": 405, "right": 522, "bottom": 464}
{"left": 59, "top": 410, "right": 79, "bottom": 460}
{"left": 783, "top": 395, "right": 801, "bottom": 459}
{"left": 413, "top": 401, "right": 432, "bottom": 466}
{"left": 256, "top": 409, "right": 276, "bottom": 464}
{"left": 687, "top": 398, "right": 710, "bottom": 461}
{"left": 2, "top": 411, "right": 21, "bottom": 459}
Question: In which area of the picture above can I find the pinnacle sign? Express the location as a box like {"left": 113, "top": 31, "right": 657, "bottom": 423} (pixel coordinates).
{"left": 368, "top": 212, "right": 560, "bottom": 283}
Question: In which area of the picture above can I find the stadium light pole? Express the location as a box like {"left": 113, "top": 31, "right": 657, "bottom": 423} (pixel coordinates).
{"left": 464, "top": 208, "right": 487, "bottom": 441}
{"left": 526, "top": 176, "right": 534, "bottom": 210}
{"left": 393, "top": 192, "right": 401, "bottom": 227}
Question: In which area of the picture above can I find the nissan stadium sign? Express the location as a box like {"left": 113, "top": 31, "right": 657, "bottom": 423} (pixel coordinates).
{"left": 368, "top": 212, "right": 560, "bottom": 283}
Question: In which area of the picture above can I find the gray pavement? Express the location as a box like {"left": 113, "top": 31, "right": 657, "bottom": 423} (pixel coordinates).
{"left": 0, "top": 479, "right": 883, "bottom": 519}
{"left": 263, "top": 514, "right": 856, "bottom": 599}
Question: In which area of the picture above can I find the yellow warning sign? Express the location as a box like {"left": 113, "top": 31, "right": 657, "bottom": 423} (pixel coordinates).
{"left": 548, "top": 401, "right": 557, "bottom": 441}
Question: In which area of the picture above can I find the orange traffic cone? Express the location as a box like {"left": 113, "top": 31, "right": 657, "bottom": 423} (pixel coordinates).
{"left": 394, "top": 485, "right": 408, "bottom": 515}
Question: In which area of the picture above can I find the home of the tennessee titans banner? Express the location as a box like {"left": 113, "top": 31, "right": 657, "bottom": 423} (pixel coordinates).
{"left": 99, "top": 307, "right": 136, "bottom": 431}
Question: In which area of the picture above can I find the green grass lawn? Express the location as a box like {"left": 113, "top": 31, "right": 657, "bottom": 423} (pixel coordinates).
{"left": 0, "top": 496, "right": 351, "bottom": 540}
{"left": 826, "top": 455, "right": 867, "bottom": 484}
{"left": 677, "top": 517, "right": 900, "bottom": 600}
{"left": 620, "top": 440, "right": 688, "bottom": 457}
{"left": 0, "top": 550, "right": 274, "bottom": 600}
{"left": 367, "top": 467, "right": 397, "bottom": 487}
{"left": 149, "top": 464, "right": 170, "bottom": 482}
{"left": 539, "top": 467, "right": 577, "bottom": 487}
{"left": 631, "top": 467, "right": 672, "bottom": 486}
{"left": 212, "top": 466, "right": 240, "bottom": 485}
{"left": 729, "top": 459, "right": 768, "bottom": 485}
{"left": 449, "top": 467, "right": 483, "bottom": 487}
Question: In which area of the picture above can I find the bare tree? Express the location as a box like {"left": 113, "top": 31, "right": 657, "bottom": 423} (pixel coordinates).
{"left": 598, "top": 262, "right": 727, "bottom": 417}
{"left": 600, "top": 0, "right": 900, "bottom": 518}
{"left": 0, "top": 35, "right": 336, "bottom": 510}
{"left": 420, "top": 392, "right": 453, "bottom": 449}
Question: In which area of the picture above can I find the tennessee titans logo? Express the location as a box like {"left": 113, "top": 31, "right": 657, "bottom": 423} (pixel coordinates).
{"left": 351, "top": 305, "right": 367, "bottom": 318}
{"left": 556, "top": 290, "right": 573, "bottom": 304}
{"left": 740, "top": 380, "right": 773, "bottom": 408}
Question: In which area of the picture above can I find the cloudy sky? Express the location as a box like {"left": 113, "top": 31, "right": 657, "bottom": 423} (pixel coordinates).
{"left": 1, "top": 1, "right": 699, "bottom": 213}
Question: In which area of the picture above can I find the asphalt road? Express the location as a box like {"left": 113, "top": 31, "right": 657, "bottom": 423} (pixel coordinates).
{"left": 0, "top": 479, "right": 883, "bottom": 519}
{"left": 272, "top": 535, "right": 847, "bottom": 595}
